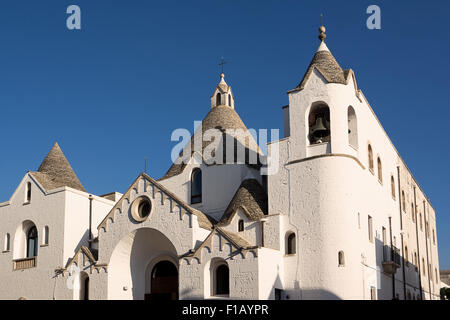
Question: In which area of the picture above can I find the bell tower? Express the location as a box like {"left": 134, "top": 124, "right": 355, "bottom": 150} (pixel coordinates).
{"left": 211, "top": 73, "right": 235, "bottom": 109}
{"left": 285, "top": 24, "right": 355, "bottom": 160}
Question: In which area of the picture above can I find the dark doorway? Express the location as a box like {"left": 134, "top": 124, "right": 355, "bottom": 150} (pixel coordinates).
{"left": 215, "top": 264, "right": 229, "bottom": 295}
{"left": 145, "top": 260, "right": 178, "bottom": 300}
{"left": 83, "top": 277, "right": 89, "bottom": 300}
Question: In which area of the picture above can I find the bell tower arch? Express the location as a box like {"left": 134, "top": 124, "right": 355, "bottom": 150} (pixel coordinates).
{"left": 307, "top": 102, "right": 331, "bottom": 145}
{"left": 284, "top": 24, "right": 355, "bottom": 160}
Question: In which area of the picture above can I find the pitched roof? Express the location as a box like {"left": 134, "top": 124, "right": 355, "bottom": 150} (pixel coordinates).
{"left": 183, "top": 227, "right": 255, "bottom": 260}
{"left": 297, "top": 41, "right": 350, "bottom": 90}
{"left": 217, "top": 227, "right": 252, "bottom": 249}
{"left": 218, "top": 179, "right": 267, "bottom": 226}
{"left": 159, "top": 105, "right": 263, "bottom": 180}
{"left": 65, "top": 245, "right": 97, "bottom": 269}
{"left": 142, "top": 173, "right": 214, "bottom": 229}
{"left": 30, "top": 142, "right": 86, "bottom": 192}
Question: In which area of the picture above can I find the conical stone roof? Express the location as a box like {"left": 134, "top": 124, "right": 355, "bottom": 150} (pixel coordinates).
{"left": 160, "top": 105, "right": 263, "bottom": 180}
{"left": 30, "top": 142, "right": 86, "bottom": 192}
{"left": 218, "top": 179, "right": 267, "bottom": 226}
{"left": 296, "top": 40, "right": 350, "bottom": 90}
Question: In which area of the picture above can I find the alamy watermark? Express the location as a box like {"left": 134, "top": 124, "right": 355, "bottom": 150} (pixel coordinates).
{"left": 65, "top": 5, "right": 381, "bottom": 31}
{"left": 66, "top": 5, "right": 81, "bottom": 30}
{"left": 366, "top": 5, "right": 381, "bottom": 30}
{"left": 170, "top": 122, "right": 280, "bottom": 175}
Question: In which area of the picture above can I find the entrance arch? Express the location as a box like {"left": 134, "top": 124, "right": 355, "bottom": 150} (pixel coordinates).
{"left": 108, "top": 228, "right": 178, "bottom": 300}
{"left": 145, "top": 260, "right": 178, "bottom": 300}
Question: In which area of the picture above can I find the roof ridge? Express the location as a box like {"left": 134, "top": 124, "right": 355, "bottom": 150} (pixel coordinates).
{"left": 215, "top": 227, "right": 252, "bottom": 249}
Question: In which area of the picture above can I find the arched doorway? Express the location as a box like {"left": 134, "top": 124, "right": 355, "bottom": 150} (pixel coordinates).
{"left": 108, "top": 228, "right": 179, "bottom": 300}
{"left": 215, "top": 264, "right": 229, "bottom": 296}
{"left": 145, "top": 260, "right": 178, "bottom": 300}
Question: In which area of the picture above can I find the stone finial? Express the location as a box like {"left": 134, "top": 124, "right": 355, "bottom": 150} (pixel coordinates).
{"left": 319, "top": 25, "right": 326, "bottom": 41}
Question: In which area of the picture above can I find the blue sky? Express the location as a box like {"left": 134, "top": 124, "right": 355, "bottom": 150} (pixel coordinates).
{"left": 0, "top": 1, "right": 448, "bottom": 268}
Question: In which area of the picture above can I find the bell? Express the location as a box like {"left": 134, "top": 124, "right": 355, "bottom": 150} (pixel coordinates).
{"left": 311, "top": 116, "right": 329, "bottom": 139}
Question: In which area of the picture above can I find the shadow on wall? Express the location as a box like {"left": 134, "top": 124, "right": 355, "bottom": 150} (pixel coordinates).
{"left": 294, "top": 289, "right": 342, "bottom": 300}
{"left": 180, "top": 288, "right": 202, "bottom": 300}
{"left": 65, "top": 229, "right": 90, "bottom": 267}
{"left": 179, "top": 258, "right": 343, "bottom": 300}
{"left": 373, "top": 235, "right": 414, "bottom": 300}
{"left": 271, "top": 271, "right": 342, "bottom": 300}
{"left": 179, "top": 238, "right": 405, "bottom": 300}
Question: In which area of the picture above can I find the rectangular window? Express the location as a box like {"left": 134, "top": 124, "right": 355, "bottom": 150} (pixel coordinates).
{"left": 370, "top": 286, "right": 377, "bottom": 300}
{"left": 43, "top": 226, "right": 49, "bottom": 245}
{"left": 274, "top": 288, "right": 283, "bottom": 300}
{"left": 368, "top": 216, "right": 373, "bottom": 243}
{"left": 25, "top": 182, "right": 31, "bottom": 204}
{"left": 4, "top": 233, "right": 10, "bottom": 252}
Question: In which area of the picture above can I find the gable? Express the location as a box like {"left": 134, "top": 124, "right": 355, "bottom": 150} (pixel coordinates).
{"left": 62, "top": 246, "right": 106, "bottom": 275}
{"left": 183, "top": 227, "right": 257, "bottom": 263}
{"left": 0, "top": 173, "right": 50, "bottom": 208}
{"left": 98, "top": 173, "right": 213, "bottom": 232}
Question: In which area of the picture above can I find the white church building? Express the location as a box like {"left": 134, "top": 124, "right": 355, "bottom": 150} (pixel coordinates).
{"left": 0, "top": 26, "right": 441, "bottom": 300}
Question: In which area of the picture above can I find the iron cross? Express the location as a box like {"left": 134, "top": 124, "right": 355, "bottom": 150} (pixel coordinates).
{"left": 219, "top": 57, "right": 227, "bottom": 74}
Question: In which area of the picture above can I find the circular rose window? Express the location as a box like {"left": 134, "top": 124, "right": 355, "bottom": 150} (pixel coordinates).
{"left": 131, "top": 196, "right": 152, "bottom": 222}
